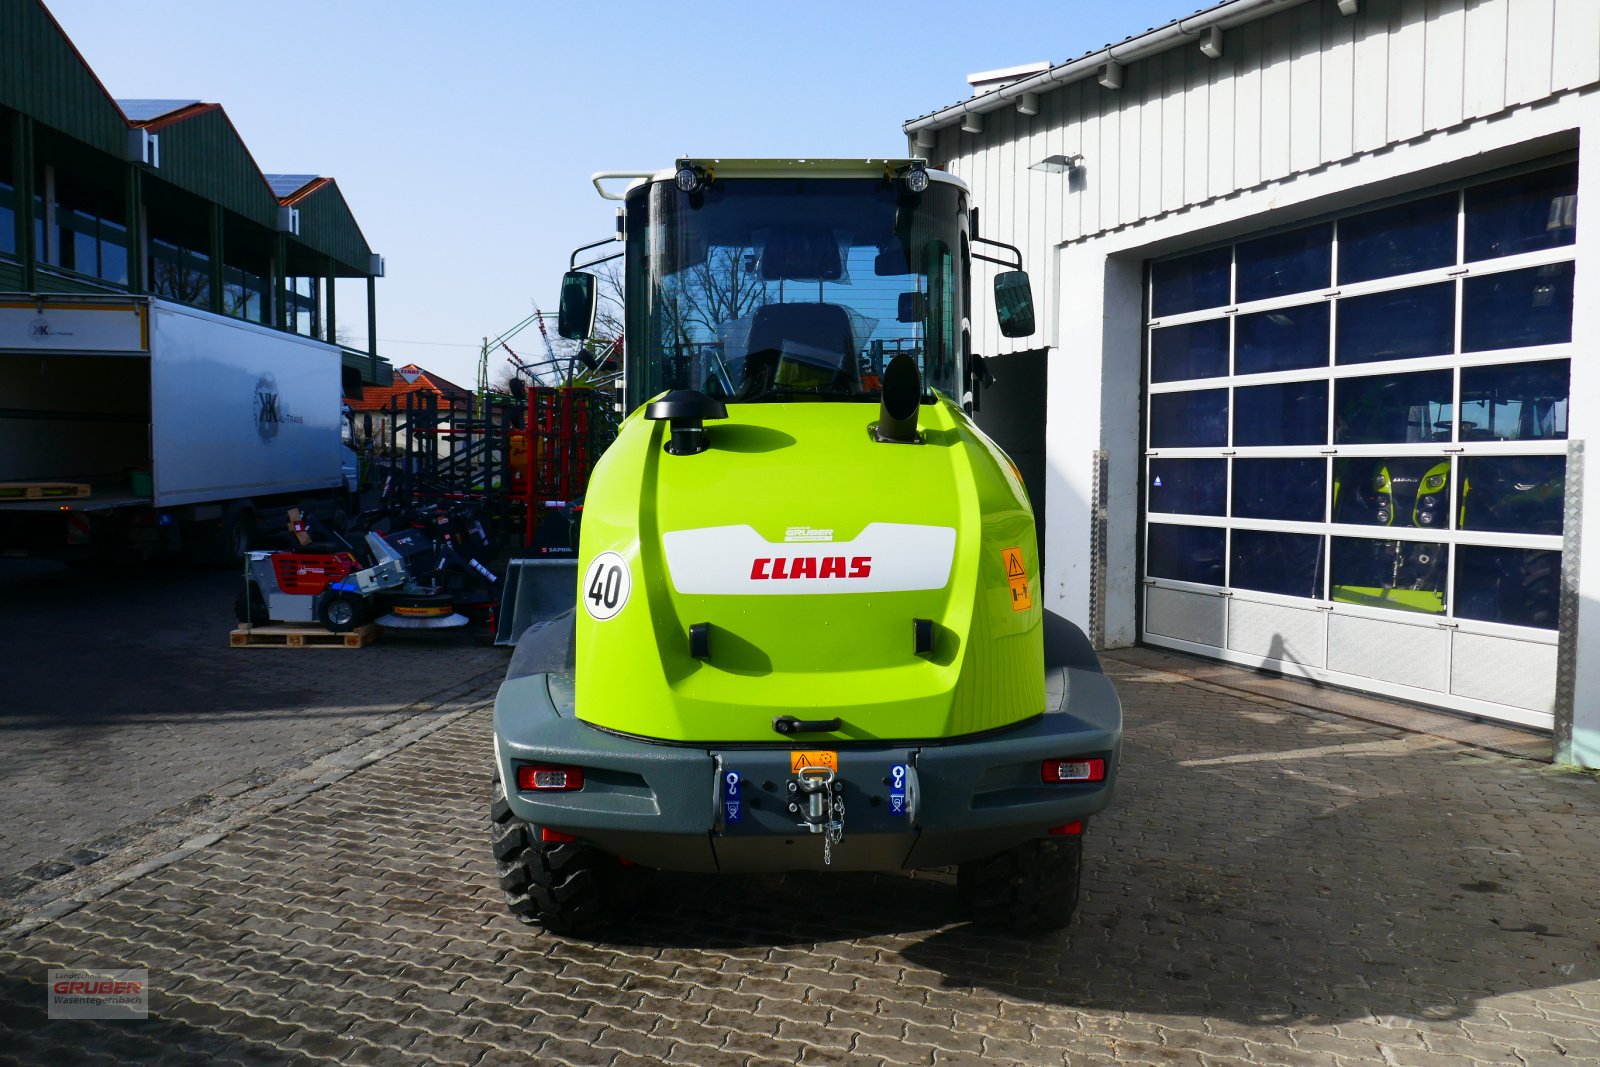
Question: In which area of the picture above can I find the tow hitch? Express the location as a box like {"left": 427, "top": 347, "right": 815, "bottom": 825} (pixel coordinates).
{"left": 788, "top": 765, "right": 845, "bottom": 865}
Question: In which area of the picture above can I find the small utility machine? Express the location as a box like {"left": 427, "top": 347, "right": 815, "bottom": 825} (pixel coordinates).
{"left": 237, "top": 505, "right": 499, "bottom": 632}
{"left": 490, "top": 158, "right": 1122, "bottom": 935}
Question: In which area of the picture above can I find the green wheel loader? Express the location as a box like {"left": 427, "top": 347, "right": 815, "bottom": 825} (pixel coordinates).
{"left": 491, "top": 159, "right": 1122, "bottom": 935}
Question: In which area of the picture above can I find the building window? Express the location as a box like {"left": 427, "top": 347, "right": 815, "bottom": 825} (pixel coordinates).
{"left": 149, "top": 238, "right": 210, "bottom": 307}
{"left": 43, "top": 173, "right": 129, "bottom": 286}
{"left": 1144, "top": 160, "right": 1574, "bottom": 647}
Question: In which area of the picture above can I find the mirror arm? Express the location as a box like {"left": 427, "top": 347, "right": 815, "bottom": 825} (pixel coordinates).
{"left": 573, "top": 248, "right": 624, "bottom": 272}
{"left": 972, "top": 235, "right": 1023, "bottom": 271}
{"left": 570, "top": 235, "right": 623, "bottom": 270}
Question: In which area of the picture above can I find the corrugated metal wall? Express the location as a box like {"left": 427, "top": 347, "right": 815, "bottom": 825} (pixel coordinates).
{"left": 292, "top": 182, "right": 372, "bottom": 276}
{"left": 0, "top": 0, "right": 124, "bottom": 157}
{"left": 933, "top": 0, "right": 1600, "bottom": 354}
{"left": 149, "top": 108, "right": 277, "bottom": 229}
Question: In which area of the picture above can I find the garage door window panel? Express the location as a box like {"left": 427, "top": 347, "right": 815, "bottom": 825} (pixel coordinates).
{"left": 1234, "top": 380, "right": 1328, "bottom": 446}
{"left": 1143, "top": 159, "right": 1574, "bottom": 726}
{"left": 1236, "top": 302, "right": 1330, "bottom": 375}
{"left": 1334, "top": 283, "right": 1455, "bottom": 366}
{"left": 1335, "top": 371, "right": 1453, "bottom": 445}
{"left": 1151, "top": 319, "right": 1229, "bottom": 383}
{"left": 1333, "top": 457, "right": 1453, "bottom": 531}
{"left": 1231, "top": 529, "right": 1326, "bottom": 599}
{"left": 1235, "top": 223, "right": 1331, "bottom": 303}
{"left": 1459, "top": 456, "right": 1566, "bottom": 536}
{"left": 1459, "top": 360, "right": 1569, "bottom": 441}
{"left": 1461, "top": 262, "right": 1574, "bottom": 353}
{"left": 1232, "top": 458, "right": 1327, "bottom": 523}
{"left": 1150, "top": 389, "right": 1228, "bottom": 448}
{"left": 1330, "top": 537, "right": 1448, "bottom": 615}
{"left": 1454, "top": 546, "right": 1561, "bottom": 630}
{"left": 1147, "top": 523, "right": 1225, "bottom": 586}
{"left": 1151, "top": 247, "right": 1231, "bottom": 317}
{"left": 1464, "top": 164, "right": 1577, "bottom": 263}
{"left": 1338, "top": 194, "right": 1459, "bottom": 285}
{"left": 1148, "top": 459, "right": 1227, "bottom": 516}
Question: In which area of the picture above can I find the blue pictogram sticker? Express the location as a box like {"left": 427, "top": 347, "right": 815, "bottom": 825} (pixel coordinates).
{"left": 723, "top": 770, "right": 742, "bottom": 824}
{"left": 888, "top": 764, "right": 908, "bottom": 816}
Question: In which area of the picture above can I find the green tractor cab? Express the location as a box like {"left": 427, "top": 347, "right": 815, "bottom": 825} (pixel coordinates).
{"left": 491, "top": 159, "right": 1122, "bottom": 935}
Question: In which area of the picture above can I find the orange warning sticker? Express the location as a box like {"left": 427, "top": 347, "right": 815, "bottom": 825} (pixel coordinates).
{"left": 1002, "top": 546, "right": 1032, "bottom": 611}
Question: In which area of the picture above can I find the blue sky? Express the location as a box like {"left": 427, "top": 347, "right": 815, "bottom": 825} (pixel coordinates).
{"left": 48, "top": 0, "right": 1192, "bottom": 387}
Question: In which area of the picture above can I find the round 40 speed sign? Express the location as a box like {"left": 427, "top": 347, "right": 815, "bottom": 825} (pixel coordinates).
{"left": 582, "top": 551, "right": 632, "bottom": 620}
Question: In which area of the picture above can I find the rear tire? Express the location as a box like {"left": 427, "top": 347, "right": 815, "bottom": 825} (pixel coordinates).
{"left": 234, "top": 581, "right": 269, "bottom": 625}
{"left": 957, "top": 837, "right": 1083, "bottom": 933}
{"left": 489, "top": 774, "right": 649, "bottom": 936}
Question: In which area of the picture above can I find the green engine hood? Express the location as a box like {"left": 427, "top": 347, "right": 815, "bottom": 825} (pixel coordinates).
{"left": 572, "top": 396, "right": 1044, "bottom": 744}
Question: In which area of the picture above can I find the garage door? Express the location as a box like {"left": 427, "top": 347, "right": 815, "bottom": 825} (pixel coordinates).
{"left": 1140, "top": 160, "right": 1575, "bottom": 730}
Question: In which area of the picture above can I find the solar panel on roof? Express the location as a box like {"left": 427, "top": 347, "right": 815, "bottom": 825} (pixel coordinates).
{"left": 116, "top": 99, "right": 201, "bottom": 122}
{"left": 264, "top": 174, "right": 321, "bottom": 198}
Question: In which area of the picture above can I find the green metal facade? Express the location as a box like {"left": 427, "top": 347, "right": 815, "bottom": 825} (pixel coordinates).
{"left": 147, "top": 107, "right": 278, "bottom": 231}
{"left": 0, "top": 0, "right": 388, "bottom": 383}
{"left": 0, "top": 0, "right": 124, "bottom": 157}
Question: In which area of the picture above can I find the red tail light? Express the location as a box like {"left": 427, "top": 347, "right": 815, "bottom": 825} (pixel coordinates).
{"left": 516, "top": 764, "right": 585, "bottom": 791}
{"left": 1041, "top": 757, "right": 1106, "bottom": 784}
{"left": 539, "top": 827, "right": 577, "bottom": 843}
{"left": 1048, "top": 821, "right": 1084, "bottom": 836}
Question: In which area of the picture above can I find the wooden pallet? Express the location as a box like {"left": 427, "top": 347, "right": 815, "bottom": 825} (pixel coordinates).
{"left": 0, "top": 481, "right": 90, "bottom": 500}
{"left": 229, "top": 623, "right": 378, "bottom": 648}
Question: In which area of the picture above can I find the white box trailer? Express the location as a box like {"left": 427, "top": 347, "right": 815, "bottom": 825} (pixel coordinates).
{"left": 0, "top": 294, "right": 358, "bottom": 563}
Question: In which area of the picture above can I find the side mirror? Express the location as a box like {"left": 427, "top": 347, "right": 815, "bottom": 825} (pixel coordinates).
{"left": 994, "top": 271, "right": 1035, "bottom": 338}
{"left": 897, "top": 292, "right": 928, "bottom": 323}
{"left": 557, "top": 271, "right": 597, "bottom": 340}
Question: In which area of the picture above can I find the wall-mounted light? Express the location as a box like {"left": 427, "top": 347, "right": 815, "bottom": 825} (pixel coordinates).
{"left": 961, "top": 112, "right": 984, "bottom": 134}
{"left": 1017, "top": 92, "right": 1040, "bottom": 117}
{"left": 1097, "top": 62, "right": 1123, "bottom": 90}
{"left": 1200, "top": 26, "right": 1223, "bottom": 59}
{"left": 1029, "top": 154, "right": 1083, "bottom": 175}
{"left": 1337, "top": 0, "right": 1359, "bottom": 14}
{"left": 914, "top": 128, "right": 937, "bottom": 150}
{"left": 276, "top": 206, "right": 300, "bottom": 236}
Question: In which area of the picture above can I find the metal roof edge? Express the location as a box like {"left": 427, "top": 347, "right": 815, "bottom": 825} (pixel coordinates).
{"left": 903, "top": 0, "right": 1314, "bottom": 134}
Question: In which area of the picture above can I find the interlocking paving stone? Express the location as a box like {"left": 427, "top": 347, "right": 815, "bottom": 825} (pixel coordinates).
{"left": 2, "top": 642, "right": 1598, "bottom": 1065}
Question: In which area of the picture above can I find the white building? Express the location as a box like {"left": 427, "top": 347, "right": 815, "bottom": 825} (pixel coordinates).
{"left": 906, "top": 0, "right": 1600, "bottom": 766}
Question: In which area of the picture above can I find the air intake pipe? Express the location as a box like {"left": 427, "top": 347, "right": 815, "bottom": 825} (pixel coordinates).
{"left": 874, "top": 353, "right": 922, "bottom": 444}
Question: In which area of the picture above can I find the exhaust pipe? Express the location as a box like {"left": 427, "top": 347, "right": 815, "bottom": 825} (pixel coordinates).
{"left": 874, "top": 353, "right": 921, "bottom": 444}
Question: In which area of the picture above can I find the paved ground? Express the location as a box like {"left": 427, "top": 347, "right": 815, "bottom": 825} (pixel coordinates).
{"left": 2, "top": 636, "right": 1596, "bottom": 1066}
{"left": 0, "top": 559, "right": 505, "bottom": 916}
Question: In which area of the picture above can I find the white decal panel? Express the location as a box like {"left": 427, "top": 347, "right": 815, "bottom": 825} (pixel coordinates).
{"left": 662, "top": 523, "right": 956, "bottom": 595}
{"left": 582, "top": 551, "right": 632, "bottom": 619}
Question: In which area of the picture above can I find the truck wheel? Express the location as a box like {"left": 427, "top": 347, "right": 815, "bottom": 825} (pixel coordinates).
{"left": 957, "top": 837, "right": 1083, "bottom": 934}
{"left": 318, "top": 591, "right": 367, "bottom": 633}
{"left": 489, "top": 774, "right": 649, "bottom": 936}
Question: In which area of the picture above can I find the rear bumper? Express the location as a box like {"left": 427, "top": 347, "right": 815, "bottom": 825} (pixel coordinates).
{"left": 492, "top": 665, "right": 1122, "bottom": 873}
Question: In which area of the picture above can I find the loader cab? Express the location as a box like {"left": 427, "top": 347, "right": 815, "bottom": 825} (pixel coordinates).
{"left": 560, "top": 161, "right": 1031, "bottom": 415}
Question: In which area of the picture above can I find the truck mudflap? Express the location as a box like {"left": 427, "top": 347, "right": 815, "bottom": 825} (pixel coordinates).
{"left": 493, "top": 611, "right": 1123, "bottom": 875}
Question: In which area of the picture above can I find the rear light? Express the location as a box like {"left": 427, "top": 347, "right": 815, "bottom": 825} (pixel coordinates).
{"left": 516, "top": 764, "right": 585, "bottom": 791}
{"left": 539, "top": 827, "right": 577, "bottom": 843}
{"left": 1048, "top": 821, "right": 1084, "bottom": 836}
{"left": 1041, "top": 757, "right": 1106, "bottom": 784}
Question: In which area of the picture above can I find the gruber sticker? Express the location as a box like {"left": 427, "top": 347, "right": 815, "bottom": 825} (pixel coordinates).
{"left": 582, "top": 551, "right": 631, "bottom": 620}
{"left": 1002, "top": 546, "right": 1032, "bottom": 612}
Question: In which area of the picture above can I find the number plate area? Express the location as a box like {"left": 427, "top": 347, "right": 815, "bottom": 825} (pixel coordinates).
{"left": 710, "top": 747, "right": 920, "bottom": 873}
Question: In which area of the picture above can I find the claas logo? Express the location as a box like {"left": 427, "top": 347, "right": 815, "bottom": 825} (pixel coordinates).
{"left": 750, "top": 556, "right": 872, "bottom": 580}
